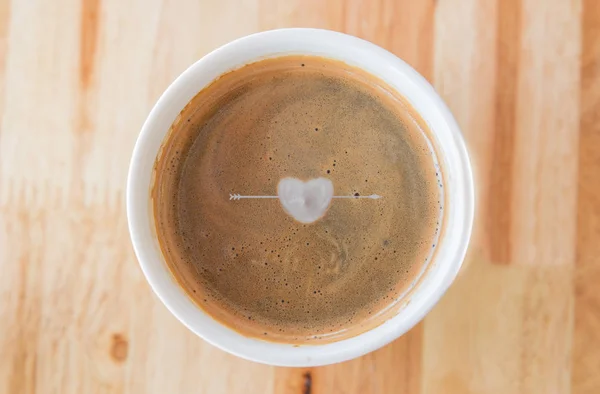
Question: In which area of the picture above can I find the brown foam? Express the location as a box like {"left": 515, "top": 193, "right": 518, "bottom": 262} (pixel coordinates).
{"left": 153, "top": 56, "right": 443, "bottom": 343}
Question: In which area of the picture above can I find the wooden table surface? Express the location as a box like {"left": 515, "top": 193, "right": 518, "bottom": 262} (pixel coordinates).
{"left": 1, "top": 0, "right": 598, "bottom": 393}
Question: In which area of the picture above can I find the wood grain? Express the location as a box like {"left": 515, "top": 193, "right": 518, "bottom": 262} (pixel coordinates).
{"left": 0, "top": 0, "right": 597, "bottom": 393}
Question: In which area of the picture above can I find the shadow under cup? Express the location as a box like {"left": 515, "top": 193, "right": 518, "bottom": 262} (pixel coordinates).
{"left": 127, "top": 28, "right": 474, "bottom": 367}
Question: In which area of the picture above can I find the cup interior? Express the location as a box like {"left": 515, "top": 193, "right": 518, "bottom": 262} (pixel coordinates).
{"left": 127, "top": 28, "right": 474, "bottom": 367}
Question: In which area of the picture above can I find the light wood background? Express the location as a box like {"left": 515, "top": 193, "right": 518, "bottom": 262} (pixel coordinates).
{"left": 0, "top": 0, "right": 598, "bottom": 393}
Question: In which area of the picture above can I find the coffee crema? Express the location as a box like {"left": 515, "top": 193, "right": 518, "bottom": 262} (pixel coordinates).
{"left": 153, "top": 56, "right": 444, "bottom": 343}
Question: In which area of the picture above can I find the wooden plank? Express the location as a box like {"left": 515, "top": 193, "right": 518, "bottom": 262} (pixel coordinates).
{"left": 487, "top": 0, "right": 521, "bottom": 264}
{"left": 573, "top": 1, "right": 600, "bottom": 393}
{"left": 431, "top": 0, "right": 499, "bottom": 264}
{"left": 509, "top": 0, "right": 581, "bottom": 267}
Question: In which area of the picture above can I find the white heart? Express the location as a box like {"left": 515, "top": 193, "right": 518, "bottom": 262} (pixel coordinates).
{"left": 277, "top": 177, "right": 334, "bottom": 224}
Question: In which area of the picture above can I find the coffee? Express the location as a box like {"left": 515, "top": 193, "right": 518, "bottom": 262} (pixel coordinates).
{"left": 153, "top": 56, "right": 443, "bottom": 343}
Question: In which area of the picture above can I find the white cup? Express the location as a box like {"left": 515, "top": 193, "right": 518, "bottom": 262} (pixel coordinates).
{"left": 127, "top": 28, "right": 474, "bottom": 367}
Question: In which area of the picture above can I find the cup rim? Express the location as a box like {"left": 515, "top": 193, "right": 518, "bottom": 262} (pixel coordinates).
{"left": 127, "top": 28, "right": 474, "bottom": 366}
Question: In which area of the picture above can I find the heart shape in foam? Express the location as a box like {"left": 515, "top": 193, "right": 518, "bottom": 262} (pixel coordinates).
{"left": 277, "top": 177, "right": 334, "bottom": 224}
